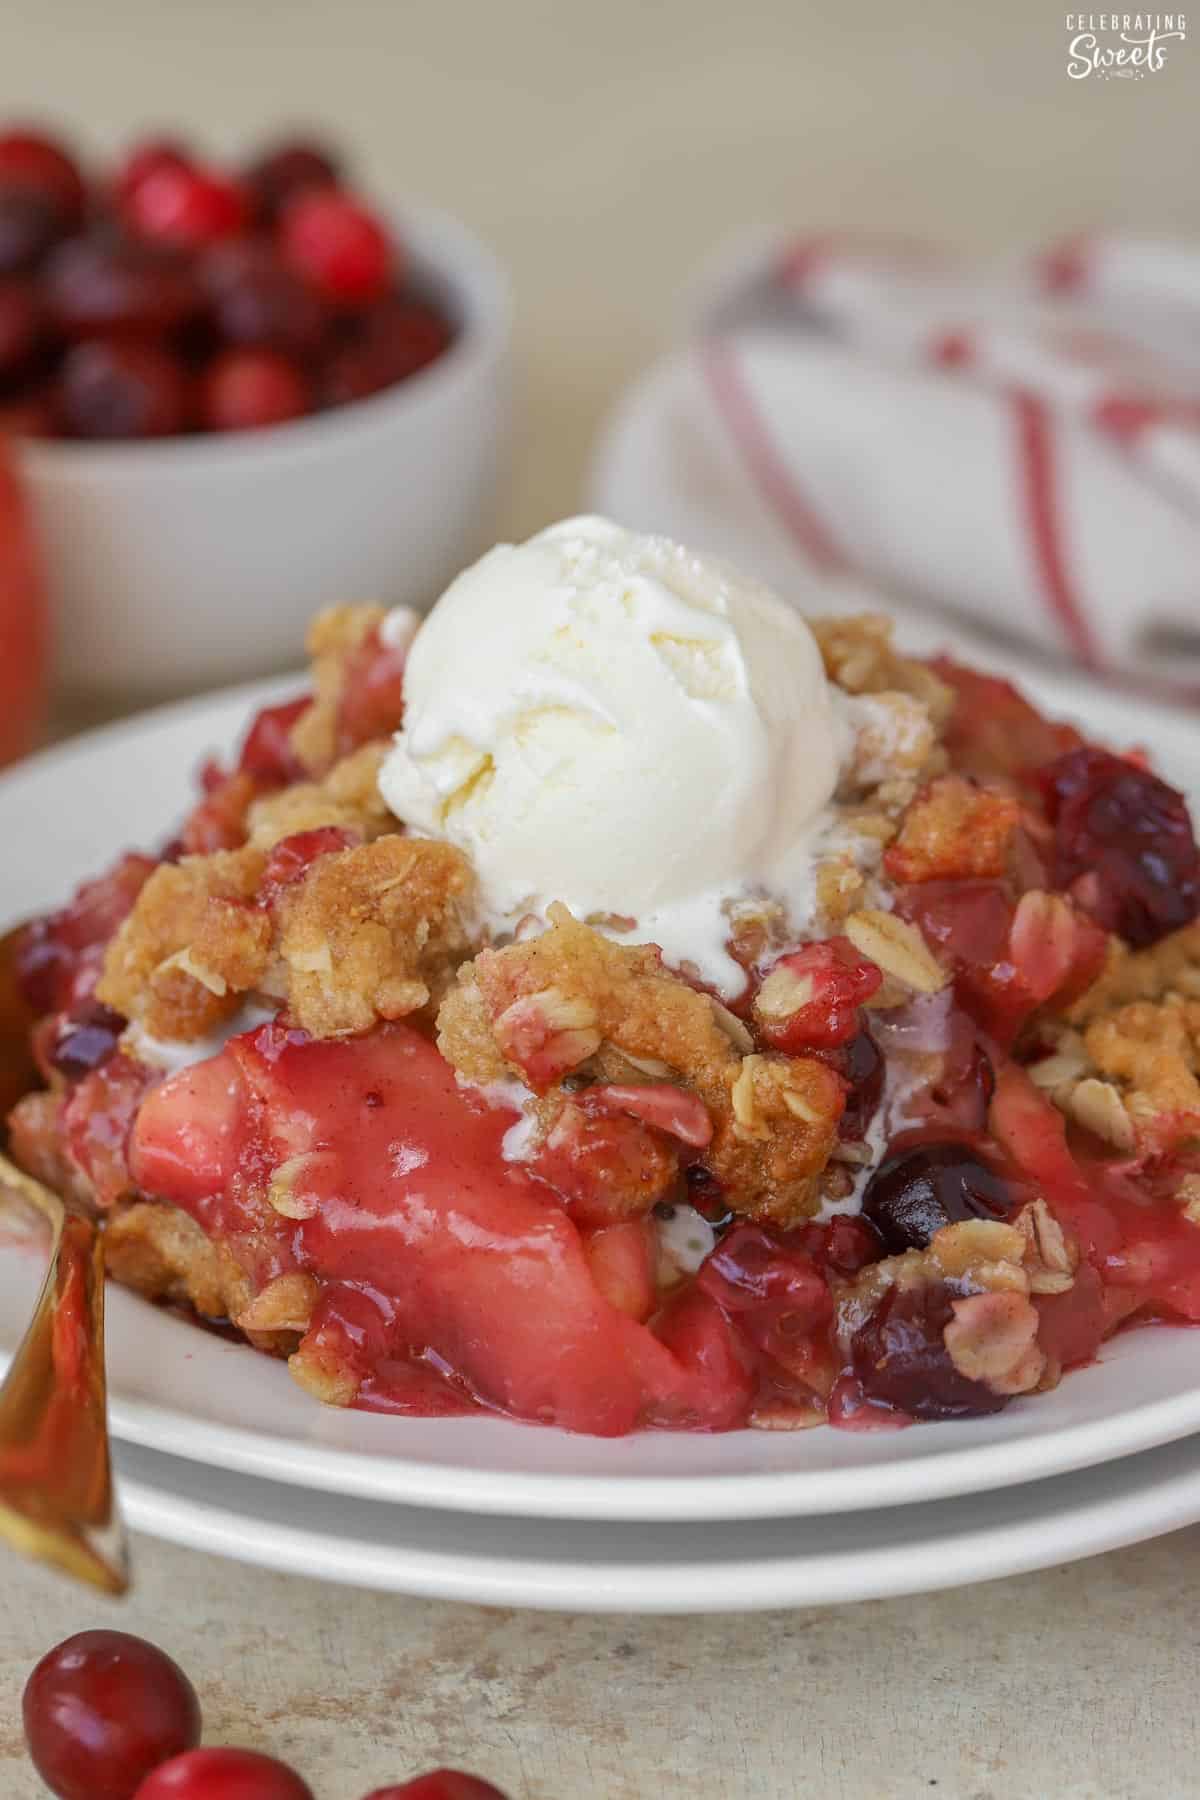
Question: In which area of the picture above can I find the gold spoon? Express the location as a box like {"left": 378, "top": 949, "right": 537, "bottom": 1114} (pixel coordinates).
{"left": 0, "top": 921, "right": 128, "bottom": 1594}
{"left": 0, "top": 1153, "right": 128, "bottom": 1594}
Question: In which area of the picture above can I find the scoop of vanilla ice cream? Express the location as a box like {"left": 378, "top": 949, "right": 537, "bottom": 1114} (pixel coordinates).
{"left": 378, "top": 516, "right": 845, "bottom": 990}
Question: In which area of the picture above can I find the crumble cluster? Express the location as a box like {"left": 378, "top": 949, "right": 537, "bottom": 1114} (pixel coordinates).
{"left": 87, "top": 609, "right": 966, "bottom": 1232}
{"left": 1028, "top": 922, "right": 1200, "bottom": 1163}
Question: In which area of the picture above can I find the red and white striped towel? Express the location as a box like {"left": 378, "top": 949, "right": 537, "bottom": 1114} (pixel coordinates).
{"left": 591, "top": 234, "right": 1200, "bottom": 695}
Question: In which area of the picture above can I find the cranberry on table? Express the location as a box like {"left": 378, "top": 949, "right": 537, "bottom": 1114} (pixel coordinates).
{"left": 0, "top": 127, "right": 86, "bottom": 223}
{"left": 245, "top": 138, "right": 342, "bottom": 220}
{"left": 127, "top": 162, "right": 249, "bottom": 250}
{"left": 362, "top": 1774, "right": 512, "bottom": 1800}
{"left": 132, "top": 1747, "right": 315, "bottom": 1800}
{"left": 23, "top": 1629, "right": 201, "bottom": 1800}
{"left": 201, "top": 347, "right": 308, "bottom": 431}
{"left": 0, "top": 188, "right": 67, "bottom": 275}
{"left": 57, "top": 338, "right": 191, "bottom": 439}
{"left": 279, "top": 187, "right": 393, "bottom": 303}
{"left": 861, "top": 1139, "right": 1013, "bottom": 1254}
{"left": 46, "top": 235, "right": 200, "bottom": 339}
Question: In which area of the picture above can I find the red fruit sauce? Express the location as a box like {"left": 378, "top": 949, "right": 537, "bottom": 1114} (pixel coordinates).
{"left": 130, "top": 1021, "right": 761, "bottom": 1434}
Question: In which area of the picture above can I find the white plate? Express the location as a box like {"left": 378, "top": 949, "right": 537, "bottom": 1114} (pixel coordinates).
{"left": 3, "top": 668, "right": 1200, "bottom": 1524}
{"left": 110, "top": 1430, "right": 1200, "bottom": 1610}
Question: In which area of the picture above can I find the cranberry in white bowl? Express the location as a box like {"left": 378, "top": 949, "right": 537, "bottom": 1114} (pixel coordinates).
{"left": 19, "top": 198, "right": 511, "bottom": 702}
{"left": 16, "top": 212, "right": 511, "bottom": 701}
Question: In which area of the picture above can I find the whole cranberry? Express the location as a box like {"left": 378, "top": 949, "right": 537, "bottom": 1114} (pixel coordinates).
{"left": 46, "top": 235, "right": 200, "bottom": 339}
{"left": 863, "top": 1137, "right": 1014, "bottom": 1252}
{"left": 245, "top": 138, "right": 342, "bottom": 221}
{"left": 321, "top": 296, "right": 450, "bottom": 406}
{"left": 204, "top": 241, "right": 327, "bottom": 357}
{"left": 0, "top": 188, "right": 67, "bottom": 274}
{"left": 814, "top": 1212, "right": 884, "bottom": 1277}
{"left": 200, "top": 348, "right": 308, "bottom": 431}
{"left": 851, "top": 1281, "right": 1008, "bottom": 1420}
{"left": 116, "top": 138, "right": 193, "bottom": 208}
{"left": 127, "top": 163, "right": 249, "bottom": 250}
{"left": 862, "top": 1139, "right": 1012, "bottom": 1254}
{"left": 57, "top": 339, "right": 191, "bottom": 439}
{"left": 821, "top": 1024, "right": 883, "bottom": 1140}
{"left": 237, "top": 693, "right": 311, "bottom": 782}
{"left": 1038, "top": 745, "right": 1200, "bottom": 948}
{"left": 279, "top": 188, "right": 393, "bottom": 304}
{"left": 0, "top": 127, "right": 86, "bottom": 223}
{"left": 50, "top": 1002, "right": 126, "bottom": 1078}
{"left": 23, "top": 1629, "right": 201, "bottom": 1800}
{"left": 361, "top": 1776, "right": 511, "bottom": 1800}
{"left": 0, "top": 276, "right": 45, "bottom": 383}
{"left": 132, "top": 1747, "right": 315, "bottom": 1800}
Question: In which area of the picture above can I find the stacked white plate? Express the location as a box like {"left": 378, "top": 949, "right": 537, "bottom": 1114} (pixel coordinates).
{"left": 4, "top": 652, "right": 1200, "bottom": 1612}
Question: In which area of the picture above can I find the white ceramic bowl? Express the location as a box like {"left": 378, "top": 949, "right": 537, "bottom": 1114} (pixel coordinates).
{"left": 17, "top": 204, "right": 514, "bottom": 702}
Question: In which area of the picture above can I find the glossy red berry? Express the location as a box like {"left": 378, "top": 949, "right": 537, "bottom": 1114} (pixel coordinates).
{"left": 23, "top": 1629, "right": 201, "bottom": 1800}
{"left": 245, "top": 139, "right": 342, "bottom": 220}
{"left": 0, "top": 128, "right": 86, "bottom": 223}
{"left": 133, "top": 1747, "right": 315, "bottom": 1800}
{"left": 237, "top": 693, "right": 311, "bottom": 782}
{"left": 57, "top": 339, "right": 191, "bottom": 439}
{"left": 116, "top": 138, "right": 193, "bottom": 207}
{"left": 861, "top": 1139, "right": 1012, "bottom": 1254}
{"left": 49, "top": 1001, "right": 126, "bottom": 1079}
{"left": 46, "top": 235, "right": 200, "bottom": 339}
{"left": 320, "top": 296, "right": 450, "bottom": 406}
{"left": 279, "top": 188, "right": 393, "bottom": 304}
{"left": 200, "top": 348, "right": 308, "bottom": 431}
{"left": 203, "top": 240, "right": 327, "bottom": 357}
{"left": 361, "top": 1774, "right": 511, "bottom": 1800}
{"left": 753, "top": 937, "right": 882, "bottom": 1051}
{"left": 128, "top": 162, "right": 248, "bottom": 250}
{"left": 851, "top": 1280, "right": 1008, "bottom": 1420}
{"left": 0, "top": 188, "right": 67, "bottom": 275}
{"left": 1038, "top": 746, "right": 1200, "bottom": 948}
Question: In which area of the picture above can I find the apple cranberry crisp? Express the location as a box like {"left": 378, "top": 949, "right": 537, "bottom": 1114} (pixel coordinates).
{"left": 9, "top": 605, "right": 1200, "bottom": 1436}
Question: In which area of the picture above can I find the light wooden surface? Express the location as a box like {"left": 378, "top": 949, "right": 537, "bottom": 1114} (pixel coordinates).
{"left": 3, "top": 4, "right": 1198, "bottom": 1795}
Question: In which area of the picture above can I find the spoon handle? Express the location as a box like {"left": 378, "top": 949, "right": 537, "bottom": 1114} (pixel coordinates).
{"left": 0, "top": 1156, "right": 129, "bottom": 1593}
